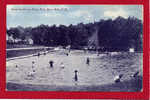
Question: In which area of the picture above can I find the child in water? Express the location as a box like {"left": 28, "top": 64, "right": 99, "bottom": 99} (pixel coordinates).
{"left": 60, "top": 62, "right": 65, "bottom": 69}
{"left": 32, "top": 61, "right": 36, "bottom": 72}
{"left": 86, "top": 57, "right": 90, "bottom": 65}
{"left": 27, "top": 61, "right": 36, "bottom": 77}
{"left": 74, "top": 70, "right": 78, "bottom": 81}
{"left": 49, "top": 60, "right": 54, "bottom": 68}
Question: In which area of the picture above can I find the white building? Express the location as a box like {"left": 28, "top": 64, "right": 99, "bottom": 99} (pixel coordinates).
{"left": 129, "top": 48, "right": 135, "bottom": 53}
{"left": 7, "top": 34, "right": 14, "bottom": 43}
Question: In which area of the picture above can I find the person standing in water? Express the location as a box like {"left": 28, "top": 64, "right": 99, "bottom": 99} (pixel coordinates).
{"left": 15, "top": 65, "right": 19, "bottom": 73}
{"left": 27, "top": 61, "right": 36, "bottom": 77}
{"left": 49, "top": 60, "right": 54, "bottom": 68}
{"left": 37, "top": 52, "right": 40, "bottom": 57}
{"left": 74, "top": 70, "right": 78, "bottom": 81}
{"left": 60, "top": 62, "right": 65, "bottom": 69}
{"left": 86, "top": 57, "right": 90, "bottom": 65}
{"left": 32, "top": 61, "right": 36, "bottom": 72}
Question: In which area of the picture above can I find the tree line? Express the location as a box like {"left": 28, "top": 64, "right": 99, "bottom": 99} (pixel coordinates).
{"left": 7, "top": 16, "right": 143, "bottom": 51}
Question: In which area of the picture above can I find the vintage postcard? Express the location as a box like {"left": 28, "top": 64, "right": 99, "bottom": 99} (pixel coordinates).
{"left": 6, "top": 5, "right": 143, "bottom": 92}
{"left": 0, "top": 0, "right": 149, "bottom": 99}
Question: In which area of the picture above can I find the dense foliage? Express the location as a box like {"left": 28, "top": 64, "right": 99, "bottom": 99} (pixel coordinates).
{"left": 7, "top": 16, "right": 143, "bottom": 51}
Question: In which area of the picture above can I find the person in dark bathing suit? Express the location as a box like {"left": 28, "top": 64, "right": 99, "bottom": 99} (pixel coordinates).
{"left": 86, "top": 57, "right": 90, "bottom": 65}
{"left": 49, "top": 60, "right": 54, "bottom": 68}
{"left": 74, "top": 70, "right": 78, "bottom": 81}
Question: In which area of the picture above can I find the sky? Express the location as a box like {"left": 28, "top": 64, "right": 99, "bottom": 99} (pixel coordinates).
{"left": 7, "top": 5, "right": 143, "bottom": 29}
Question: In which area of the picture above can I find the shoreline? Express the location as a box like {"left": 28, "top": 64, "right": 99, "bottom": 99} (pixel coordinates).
{"left": 7, "top": 76, "right": 142, "bottom": 91}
